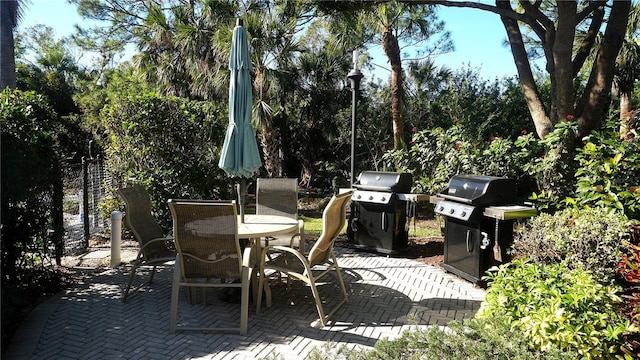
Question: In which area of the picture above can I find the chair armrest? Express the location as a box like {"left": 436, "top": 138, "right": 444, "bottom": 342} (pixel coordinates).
{"left": 288, "top": 219, "right": 306, "bottom": 248}
{"left": 140, "top": 236, "right": 174, "bottom": 250}
{"left": 241, "top": 246, "right": 253, "bottom": 268}
{"left": 267, "top": 245, "right": 308, "bottom": 265}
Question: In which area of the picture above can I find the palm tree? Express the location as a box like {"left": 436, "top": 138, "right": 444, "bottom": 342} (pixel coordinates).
{"left": 135, "top": 1, "right": 233, "bottom": 101}
{"left": 324, "top": 1, "right": 451, "bottom": 150}
{"left": 294, "top": 40, "right": 352, "bottom": 186}
{"left": 615, "top": 2, "right": 640, "bottom": 141}
{"left": 354, "top": 2, "right": 451, "bottom": 149}
{"left": 244, "top": 4, "right": 304, "bottom": 177}
{"left": 1, "top": 0, "right": 24, "bottom": 89}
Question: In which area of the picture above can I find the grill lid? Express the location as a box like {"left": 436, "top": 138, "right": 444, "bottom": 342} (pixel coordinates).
{"left": 440, "top": 175, "right": 516, "bottom": 206}
{"left": 353, "top": 171, "right": 412, "bottom": 193}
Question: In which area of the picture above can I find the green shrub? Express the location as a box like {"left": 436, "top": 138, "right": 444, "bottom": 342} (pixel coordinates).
{"left": 383, "top": 123, "right": 539, "bottom": 199}
{"left": 478, "top": 259, "right": 634, "bottom": 359}
{"left": 571, "top": 122, "right": 640, "bottom": 220}
{"left": 372, "top": 318, "right": 571, "bottom": 359}
{"left": 1, "top": 89, "right": 65, "bottom": 275}
{"left": 102, "top": 93, "right": 230, "bottom": 228}
{"left": 511, "top": 207, "right": 630, "bottom": 285}
{"left": 522, "top": 121, "right": 580, "bottom": 213}
{"left": 305, "top": 315, "right": 572, "bottom": 359}
{"left": 0, "top": 88, "right": 68, "bottom": 352}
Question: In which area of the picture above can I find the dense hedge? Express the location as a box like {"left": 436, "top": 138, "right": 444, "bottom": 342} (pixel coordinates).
{"left": 478, "top": 260, "right": 632, "bottom": 359}
{"left": 512, "top": 207, "right": 630, "bottom": 285}
{"left": 0, "top": 89, "right": 65, "bottom": 280}
{"left": 1, "top": 89, "right": 69, "bottom": 351}
{"left": 102, "top": 93, "right": 232, "bottom": 228}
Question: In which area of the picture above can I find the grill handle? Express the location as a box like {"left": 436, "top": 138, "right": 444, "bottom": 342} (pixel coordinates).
{"left": 381, "top": 212, "right": 388, "bottom": 231}
{"left": 466, "top": 230, "right": 473, "bottom": 253}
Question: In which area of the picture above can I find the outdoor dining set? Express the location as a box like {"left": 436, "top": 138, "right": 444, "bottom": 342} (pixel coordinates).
{"left": 117, "top": 180, "right": 354, "bottom": 335}
{"left": 114, "top": 19, "right": 354, "bottom": 335}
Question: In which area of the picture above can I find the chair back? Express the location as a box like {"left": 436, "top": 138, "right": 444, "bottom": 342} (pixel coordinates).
{"left": 168, "top": 200, "right": 242, "bottom": 279}
{"left": 118, "top": 185, "right": 168, "bottom": 257}
{"left": 307, "top": 190, "right": 354, "bottom": 267}
{"left": 256, "top": 178, "right": 298, "bottom": 219}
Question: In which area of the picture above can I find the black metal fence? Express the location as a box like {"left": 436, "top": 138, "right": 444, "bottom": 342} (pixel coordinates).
{"left": 62, "top": 156, "right": 111, "bottom": 254}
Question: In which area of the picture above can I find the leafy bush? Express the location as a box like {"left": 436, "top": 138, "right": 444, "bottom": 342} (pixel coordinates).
{"left": 383, "top": 123, "right": 539, "bottom": 199}
{"left": 0, "top": 89, "right": 68, "bottom": 352}
{"left": 520, "top": 121, "right": 580, "bottom": 213}
{"left": 570, "top": 122, "right": 640, "bottom": 220}
{"left": 305, "top": 315, "right": 572, "bottom": 359}
{"left": 512, "top": 207, "right": 630, "bottom": 285}
{"left": 478, "top": 259, "right": 634, "bottom": 359}
{"left": 616, "top": 223, "right": 640, "bottom": 341}
{"left": 1, "top": 89, "right": 65, "bottom": 274}
{"left": 102, "top": 93, "right": 231, "bottom": 228}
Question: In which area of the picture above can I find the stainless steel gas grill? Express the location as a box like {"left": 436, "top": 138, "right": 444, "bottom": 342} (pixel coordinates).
{"left": 347, "top": 171, "right": 415, "bottom": 254}
{"left": 434, "top": 175, "right": 536, "bottom": 284}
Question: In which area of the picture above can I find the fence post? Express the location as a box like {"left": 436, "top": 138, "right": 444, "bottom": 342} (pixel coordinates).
{"left": 82, "top": 156, "right": 90, "bottom": 248}
{"left": 110, "top": 211, "right": 123, "bottom": 268}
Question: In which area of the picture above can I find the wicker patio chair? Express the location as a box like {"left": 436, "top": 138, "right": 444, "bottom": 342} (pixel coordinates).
{"left": 256, "top": 190, "right": 353, "bottom": 327}
{"left": 256, "top": 178, "right": 305, "bottom": 253}
{"left": 168, "top": 199, "right": 252, "bottom": 334}
{"left": 118, "top": 185, "right": 176, "bottom": 302}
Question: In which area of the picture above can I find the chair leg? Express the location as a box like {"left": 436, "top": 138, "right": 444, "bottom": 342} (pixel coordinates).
{"left": 256, "top": 268, "right": 265, "bottom": 314}
{"left": 169, "top": 260, "right": 181, "bottom": 333}
{"left": 332, "top": 257, "right": 349, "bottom": 303}
{"left": 149, "top": 265, "right": 157, "bottom": 284}
{"left": 240, "top": 267, "right": 250, "bottom": 335}
{"left": 308, "top": 278, "right": 328, "bottom": 326}
{"left": 122, "top": 257, "right": 142, "bottom": 302}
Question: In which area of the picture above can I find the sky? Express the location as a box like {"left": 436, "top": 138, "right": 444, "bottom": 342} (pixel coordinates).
{"left": 18, "top": 0, "right": 518, "bottom": 81}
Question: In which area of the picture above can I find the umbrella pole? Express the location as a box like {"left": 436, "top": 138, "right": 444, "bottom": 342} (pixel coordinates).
{"left": 237, "top": 178, "right": 246, "bottom": 223}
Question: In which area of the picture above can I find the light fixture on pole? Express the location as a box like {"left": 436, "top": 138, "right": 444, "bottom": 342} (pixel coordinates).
{"left": 347, "top": 49, "right": 363, "bottom": 186}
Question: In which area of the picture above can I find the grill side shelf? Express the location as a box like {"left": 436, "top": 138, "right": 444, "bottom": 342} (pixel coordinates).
{"left": 483, "top": 205, "right": 537, "bottom": 220}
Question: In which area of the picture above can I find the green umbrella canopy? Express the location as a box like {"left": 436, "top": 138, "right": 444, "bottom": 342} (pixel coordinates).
{"left": 218, "top": 18, "right": 262, "bottom": 178}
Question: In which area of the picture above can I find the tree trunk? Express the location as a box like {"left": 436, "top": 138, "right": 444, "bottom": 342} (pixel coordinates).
{"left": 620, "top": 91, "right": 636, "bottom": 141}
{"left": 258, "top": 125, "right": 280, "bottom": 177}
{"left": 382, "top": 25, "right": 405, "bottom": 150}
{"left": 498, "top": 1, "right": 553, "bottom": 138}
{"left": 553, "top": 2, "right": 577, "bottom": 122}
{"left": 576, "top": 0, "right": 631, "bottom": 139}
{"left": 0, "top": 0, "right": 17, "bottom": 89}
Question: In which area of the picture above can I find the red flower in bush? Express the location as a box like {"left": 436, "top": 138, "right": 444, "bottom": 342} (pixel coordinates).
{"left": 521, "top": 129, "right": 527, "bottom": 135}
{"left": 631, "top": 186, "right": 638, "bottom": 193}
{"left": 411, "top": 126, "right": 417, "bottom": 133}
{"left": 454, "top": 142, "right": 461, "bottom": 150}
{"left": 566, "top": 114, "right": 574, "bottom": 120}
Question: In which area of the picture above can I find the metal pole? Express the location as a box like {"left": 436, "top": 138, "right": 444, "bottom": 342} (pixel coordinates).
{"left": 82, "top": 156, "right": 90, "bottom": 248}
{"left": 110, "top": 211, "right": 123, "bottom": 268}
{"left": 347, "top": 51, "right": 363, "bottom": 186}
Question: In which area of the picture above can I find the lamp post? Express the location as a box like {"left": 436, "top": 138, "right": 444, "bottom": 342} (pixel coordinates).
{"left": 347, "top": 49, "right": 363, "bottom": 186}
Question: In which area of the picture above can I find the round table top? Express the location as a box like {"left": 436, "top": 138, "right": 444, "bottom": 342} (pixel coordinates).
{"left": 237, "top": 214, "right": 299, "bottom": 239}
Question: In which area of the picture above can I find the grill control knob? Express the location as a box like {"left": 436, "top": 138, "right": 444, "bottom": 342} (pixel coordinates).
{"left": 449, "top": 209, "right": 455, "bottom": 214}
{"left": 461, "top": 211, "right": 467, "bottom": 217}
{"left": 380, "top": 196, "right": 386, "bottom": 202}
{"left": 438, "top": 206, "right": 444, "bottom": 211}
{"left": 356, "top": 194, "right": 362, "bottom": 199}
{"left": 368, "top": 195, "right": 374, "bottom": 201}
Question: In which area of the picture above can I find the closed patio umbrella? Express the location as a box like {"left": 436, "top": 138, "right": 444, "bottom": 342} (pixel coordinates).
{"left": 218, "top": 18, "right": 262, "bottom": 222}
